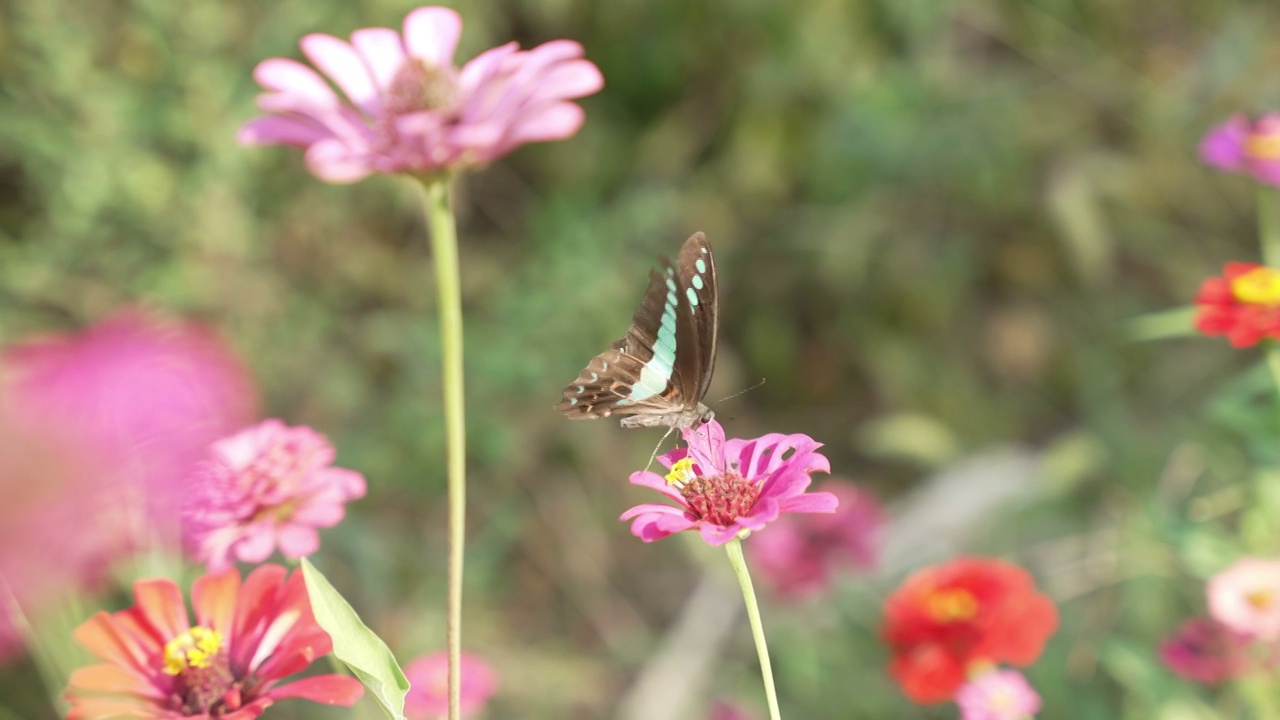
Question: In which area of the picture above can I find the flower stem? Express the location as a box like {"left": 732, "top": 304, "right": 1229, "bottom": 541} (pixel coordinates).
{"left": 1258, "top": 188, "right": 1280, "bottom": 410}
{"left": 421, "top": 177, "right": 466, "bottom": 720}
{"left": 725, "top": 538, "right": 781, "bottom": 720}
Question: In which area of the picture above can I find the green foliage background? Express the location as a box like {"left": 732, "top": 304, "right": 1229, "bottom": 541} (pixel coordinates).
{"left": 4, "top": 0, "right": 1280, "bottom": 718}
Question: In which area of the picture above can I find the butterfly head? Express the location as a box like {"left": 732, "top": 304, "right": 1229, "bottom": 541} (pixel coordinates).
{"left": 695, "top": 405, "right": 715, "bottom": 428}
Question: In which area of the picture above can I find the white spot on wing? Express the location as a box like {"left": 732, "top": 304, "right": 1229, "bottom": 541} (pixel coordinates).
{"left": 695, "top": 258, "right": 707, "bottom": 274}
{"left": 692, "top": 275, "right": 704, "bottom": 290}
{"left": 686, "top": 288, "right": 699, "bottom": 309}
{"left": 576, "top": 385, "right": 584, "bottom": 394}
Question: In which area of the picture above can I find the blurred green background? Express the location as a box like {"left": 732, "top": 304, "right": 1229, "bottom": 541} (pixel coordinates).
{"left": 5, "top": 0, "right": 1280, "bottom": 718}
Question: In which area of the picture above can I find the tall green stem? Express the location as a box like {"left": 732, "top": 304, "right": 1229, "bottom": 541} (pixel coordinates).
{"left": 725, "top": 538, "right": 781, "bottom": 720}
{"left": 421, "top": 178, "right": 466, "bottom": 720}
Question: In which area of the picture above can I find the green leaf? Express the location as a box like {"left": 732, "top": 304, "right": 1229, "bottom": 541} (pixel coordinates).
{"left": 301, "top": 558, "right": 409, "bottom": 720}
{"left": 1123, "top": 306, "right": 1196, "bottom": 342}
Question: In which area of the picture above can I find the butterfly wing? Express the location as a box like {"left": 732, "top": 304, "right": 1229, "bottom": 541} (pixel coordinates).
{"left": 556, "top": 232, "right": 718, "bottom": 423}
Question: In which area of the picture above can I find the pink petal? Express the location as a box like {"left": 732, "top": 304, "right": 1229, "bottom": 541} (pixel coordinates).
{"left": 299, "top": 34, "right": 379, "bottom": 113}
{"left": 732, "top": 433, "right": 823, "bottom": 480}
{"left": 403, "top": 6, "right": 463, "bottom": 67}
{"left": 619, "top": 503, "right": 687, "bottom": 522}
{"left": 68, "top": 663, "right": 163, "bottom": 697}
{"left": 777, "top": 491, "right": 840, "bottom": 514}
{"left": 232, "top": 523, "right": 278, "bottom": 563}
{"left": 699, "top": 523, "right": 743, "bottom": 546}
{"left": 759, "top": 467, "right": 815, "bottom": 502}
{"left": 253, "top": 58, "right": 341, "bottom": 105}
{"left": 304, "top": 138, "right": 376, "bottom": 183}
{"left": 1200, "top": 115, "right": 1248, "bottom": 171}
{"left": 275, "top": 524, "right": 321, "bottom": 559}
{"left": 237, "top": 116, "right": 331, "bottom": 147}
{"left": 527, "top": 60, "right": 605, "bottom": 104}
{"left": 628, "top": 470, "right": 687, "bottom": 503}
{"left": 192, "top": 569, "right": 240, "bottom": 636}
{"left": 680, "top": 420, "right": 726, "bottom": 476}
{"left": 289, "top": 499, "right": 346, "bottom": 526}
{"left": 269, "top": 675, "right": 365, "bottom": 705}
{"left": 628, "top": 510, "right": 697, "bottom": 542}
{"left": 502, "top": 102, "right": 585, "bottom": 147}
{"left": 350, "top": 28, "right": 407, "bottom": 94}
{"left": 458, "top": 43, "right": 520, "bottom": 93}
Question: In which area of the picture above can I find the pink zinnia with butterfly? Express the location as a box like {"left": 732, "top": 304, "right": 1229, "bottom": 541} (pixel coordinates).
{"left": 238, "top": 6, "right": 603, "bottom": 183}
{"left": 621, "top": 421, "right": 838, "bottom": 545}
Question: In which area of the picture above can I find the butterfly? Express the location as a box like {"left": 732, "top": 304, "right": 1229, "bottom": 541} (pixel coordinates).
{"left": 556, "top": 231, "right": 719, "bottom": 429}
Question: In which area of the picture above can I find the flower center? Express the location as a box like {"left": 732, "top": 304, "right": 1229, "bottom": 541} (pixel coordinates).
{"left": 162, "top": 626, "right": 237, "bottom": 715}
{"left": 1247, "top": 132, "right": 1280, "bottom": 161}
{"left": 676, "top": 469, "right": 761, "bottom": 526}
{"left": 385, "top": 59, "right": 460, "bottom": 117}
{"left": 1247, "top": 588, "right": 1275, "bottom": 611}
{"left": 924, "top": 588, "right": 979, "bottom": 623}
{"left": 1230, "top": 267, "right": 1280, "bottom": 306}
{"left": 665, "top": 457, "right": 697, "bottom": 486}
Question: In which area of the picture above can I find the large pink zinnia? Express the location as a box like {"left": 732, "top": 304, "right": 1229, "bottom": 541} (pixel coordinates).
{"left": 238, "top": 5, "right": 604, "bottom": 183}
{"left": 403, "top": 651, "right": 498, "bottom": 718}
{"left": 183, "top": 420, "right": 367, "bottom": 571}
{"left": 0, "top": 312, "right": 256, "bottom": 661}
{"left": 620, "top": 421, "right": 838, "bottom": 546}
{"left": 64, "top": 564, "right": 363, "bottom": 719}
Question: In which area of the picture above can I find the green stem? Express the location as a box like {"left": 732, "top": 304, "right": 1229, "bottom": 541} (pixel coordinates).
{"left": 421, "top": 177, "right": 466, "bottom": 720}
{"left": 725, "top": 538, "right": 781, "bottom": 720}
{"left": 1259, "top": 186, "right": 1280, "bottom": 267}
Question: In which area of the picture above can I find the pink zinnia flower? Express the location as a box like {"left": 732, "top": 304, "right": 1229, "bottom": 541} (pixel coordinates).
{"left": 1200, "top": 113, "right": 1280, "bottom": 186}
{"left": 239, "top": 5, "right": 604, "bottom": 183}
{"left": 1160, "top": 617, "right": 1259, "bottom": 685}
{"left": 404, "top": 651, "right": 497, "bottom": 718}
{"left": 182, "top": 420, "right": 367, "bottom": 571}
{"left": 955, "top": 668, "right": 1041, "bottom": 720}
{"left": 747, "top": 479, "right": 882, "bottom": 600}
{"left": 1208, "top": 557, "right": 1280, "bottom": 640}
{"left": 64, "top": 564, "right": 363, "bottom": 719}
{"left": 708, "top": 700, "right": 759, "bottom": 720}
{"left": 620, "top": 421, "right": 837, "bottom": 546}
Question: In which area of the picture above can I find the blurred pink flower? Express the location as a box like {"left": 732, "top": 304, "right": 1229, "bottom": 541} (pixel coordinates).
{"left": 404, "top": 651, "right": 497, "bottom": 718}
{"left": 747, "top": 479, "right": 882, "bottom": 600}
{"left": 239, "top": 5, "right": 603, "bottom": 183}
{"left": 0, "top": 312, "right": 256, "bottom": 661}
{"left": 1160, "top": 617, "right": 1259, "bottom": 685}
{"left": 1200, "top": 114, "right": 1280, "bottom": 186}
{"left": 1207, "top": 557, "right": 1280, "bottom": 640}
{"left": 708, "top": 700, "right": 759, "bottom": 720}
{"left": 183, "top": 420, "right": 366, "bottom": 571}
{"left": 620, "top": 421, "right": 837, "bottom": 546}
{"left": 955, "top": 668, "right": 1041, "bottom": 720}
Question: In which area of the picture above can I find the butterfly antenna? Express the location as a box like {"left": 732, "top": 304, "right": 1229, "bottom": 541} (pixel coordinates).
{"left": 644, "top": 426, "right": 678, "bottom": 473}
{"left": 712, "top": 378, "right": 766, "bottom": 407}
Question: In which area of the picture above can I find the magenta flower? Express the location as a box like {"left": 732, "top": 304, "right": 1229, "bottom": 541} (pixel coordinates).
{"left": 239, "top": 5, "right": 603, "bottom": 183}
{"left": 404, "top": 651, "right": 497, "bottom": 718}
{"left": 1160, "top": 617, "right": 1260, "bottom": 685}
{"left": 182, "top": 420, "right": 367, "bottom": 571}
{"left": 620, "top": 421, "right": 837, "bottom": 546}
{"left": 1208, "top": 557, "right": 1280, "bottom": 640}
{"left": 1200, "top": 114, "right": 1280, "bottom": 186}
{"left": 747, "top": 479, "right": 882, "bottom": 600}
{"left": 0, "top": 312, "right": 255, "bottom": 661}
{"left": 708, "top": 700, "right": 759, "bottom": 720}
{"left": 955, "top": 668, "right": 1041, "bottom": 720}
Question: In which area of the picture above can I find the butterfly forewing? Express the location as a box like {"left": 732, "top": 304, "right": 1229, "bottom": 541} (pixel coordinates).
{"left": 556, "top": 232, "right": 719, "bottom": 427}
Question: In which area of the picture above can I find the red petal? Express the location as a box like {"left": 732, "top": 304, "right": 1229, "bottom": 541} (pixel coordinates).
{"left": 132, "top": 578, "right": 189, "bottom": 641}
{"left": 268, "top": 675, "right": 365, "bottom": 705}
{"left": 193, "top": 568, "right": 242, "bottom": 636}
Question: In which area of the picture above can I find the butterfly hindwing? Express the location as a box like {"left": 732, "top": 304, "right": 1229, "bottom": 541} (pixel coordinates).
{"left": 556, "top": 232, "right": 718, "bottom": 427}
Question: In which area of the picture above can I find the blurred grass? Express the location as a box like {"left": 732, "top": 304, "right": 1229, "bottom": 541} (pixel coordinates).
{"left": 4, "top": 0, "right": 1280, "bottom": 718}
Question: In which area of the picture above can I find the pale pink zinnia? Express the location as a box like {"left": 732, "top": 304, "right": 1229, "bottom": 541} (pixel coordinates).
{"left": 747, "top": 479, "right": 882, "bottom": 600}
{"left": 64, "top": 564, "right": 363, "bottom": 719}
{"left": 955, "top": 668, "right": 1041, "bottom": 720}
{"left": 182, "top": 420, "right": 366, "bottom": 571}
{"left": 239, "top": 5, "right": 604, "bottom": 183}
{"left": 1159, "top": 617, "right": 1259, "bottom": 685}
{"left": 1200, "top": 114, "right": 1280, "bottom": 187}
{"left": 1207, "top": 557, "right": 1280, "bottom": 640}
{"left": 620, "top": 421, "right": 838, "bottom": 546}
{"left": 404, "top": 651, "right": 498, "bottom": 718}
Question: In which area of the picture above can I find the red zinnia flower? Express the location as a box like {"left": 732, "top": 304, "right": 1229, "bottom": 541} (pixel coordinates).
{"left": 65, "top": 565, "right": 363, "bottom": 719}
{"left": 1194, "top": 262, "right": 1280, "bottom": 348}
{"left": 882, "top": 557, "right": 1058, "bottom": 704}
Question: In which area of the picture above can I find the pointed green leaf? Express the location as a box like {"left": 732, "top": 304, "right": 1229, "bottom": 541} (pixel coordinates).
{"left": 301, "top": 558, "right": 408, "bottom": 720}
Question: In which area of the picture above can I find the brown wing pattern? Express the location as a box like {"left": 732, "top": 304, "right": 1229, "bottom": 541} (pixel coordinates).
{"left": 672, "top": 232, "right": 718, "bottom": 402}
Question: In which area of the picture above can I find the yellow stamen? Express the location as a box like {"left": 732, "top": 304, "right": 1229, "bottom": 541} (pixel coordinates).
{"left": 1248, "top": 589, "right": 1275, "bottom": 610}
{"left": 163, "top": 626, "right": 223, "bottom": 675}
{"left": 665, "top": 457, "right": 696, "bottom": 486}
{"left": 924, "top": 588, "right": 979, "bottom": 623}
{"left": 1231, "top": 267, "right": 1280, "bottom": 306}
{"left": 1247, "top": 133, "right": 1280, "bottom": 161}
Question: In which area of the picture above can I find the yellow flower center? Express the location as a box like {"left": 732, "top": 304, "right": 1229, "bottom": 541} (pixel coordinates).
{"left": 1230, "top": 267, "right": 1280, "bottom": 306}
{"left": 924, "top": 588, "right": 979, "bottom": 623}
{"left": 1247, "top": 133, "right": 1280, "bottom": 161}
{"left": 1248, "top": 588, "right": 1275, "bottom": 610}
{"left": 665, "top": 457, "right": 697, "bottom": 487}
{"left": 163, "top": 626, "right": 223, "bottom": 675}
